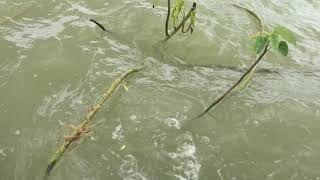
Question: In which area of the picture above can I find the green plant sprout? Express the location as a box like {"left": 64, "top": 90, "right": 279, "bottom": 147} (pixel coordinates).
{"left": 254, "top": 26, "right": 296, "bottom": 56}
{"left": 153, "top": 0, "right": 197, "bottom": 41}
{"left": 196, "top": 7, "right": 296, "bottom": 118}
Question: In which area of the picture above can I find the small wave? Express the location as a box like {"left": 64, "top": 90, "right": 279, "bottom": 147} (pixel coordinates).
{"left": 66, "top": 0, "right": 99, "bottom": 15}
{"left": 4, "top": 16, "right": 79, "bottom": 48}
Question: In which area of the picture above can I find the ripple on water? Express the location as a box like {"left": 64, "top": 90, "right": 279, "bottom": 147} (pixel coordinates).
{"left": 119, "top": 154, "right": 148, "bottom": 180}
{"left": 66, "top": 1, "right": 99, "bottom": 15}
{"left": 35, "top": 84, "right": 84, "bottom": 122}
{"left": 4, "top": 15, "right": 79, "bottom": 48}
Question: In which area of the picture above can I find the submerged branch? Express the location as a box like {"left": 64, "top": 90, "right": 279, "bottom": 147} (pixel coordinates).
{"left": 45, "top": 66, "right": 143, "bottom": 176}
{"left": 164, "top": 2, "right": 196, "bottom": 41}
{"left": 90, "top": 19, "right": 112, "bottom": 33}
{"left": 196, "top": 44, "right": 270, "bottom": 118}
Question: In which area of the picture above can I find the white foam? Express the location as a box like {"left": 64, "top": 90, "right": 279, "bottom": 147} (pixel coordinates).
{"left": 164, "top": 118, "right": 181, "bottom": 130}
{"left": 168, "top": 133, "right": 201, "bottom": 180}
{"left": 0, "top": 148, "right": 6, "bottom": 157}
{"left": 112, "top": 123, "right": 124, "bottom": 141}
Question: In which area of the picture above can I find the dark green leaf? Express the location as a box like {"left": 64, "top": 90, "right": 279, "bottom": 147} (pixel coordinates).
{"left": 278, "top": 41, "right": 289, "bottom": 56}
{"left": 274, "top": 26, "right": 296, "bottom": 45}
{"left": 269, "top": 32, "right": 279, "bottom": 49}
{"left": 253, "top": 36, "right": 269, "bottom": 54}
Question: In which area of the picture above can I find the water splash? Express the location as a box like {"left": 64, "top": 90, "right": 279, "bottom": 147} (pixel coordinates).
{"left": 163, "top": 117, "right": 181, "bottom": 130}
{"left": 112, "top": 123, "right": 124, "bottom": 141}
{"left": 168, "top": 132, "right": 201, "bottom": 180}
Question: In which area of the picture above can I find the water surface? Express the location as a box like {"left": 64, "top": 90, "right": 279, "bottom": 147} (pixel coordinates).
{"left": 0, "top": 0, "right": 320, "bottom": 179}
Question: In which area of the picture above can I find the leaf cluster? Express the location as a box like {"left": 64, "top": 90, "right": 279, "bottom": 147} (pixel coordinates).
{"left": 253, "top": 26, "right": 296, "bottom": 56}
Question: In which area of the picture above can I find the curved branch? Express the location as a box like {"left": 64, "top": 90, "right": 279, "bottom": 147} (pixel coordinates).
{"left": 182, "top": 22, "right": 192, "bottom": 33}
{"left": 232, "top": 4, "right": 263, "bottom": 33}
{"left": 196, "top": 44, "right": 270, "bottom": 118}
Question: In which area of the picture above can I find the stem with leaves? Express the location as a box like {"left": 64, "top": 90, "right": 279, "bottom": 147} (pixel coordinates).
{"left": 196, "top": 10, "right": 296, "bottom": 118}
{"left": 165, "top": 2, "right": 196, "bottom": 41}
{"left": 229, "top": 5, "right": 263, "bottom": 89}
{"left": 154, "top": 0, "right": 196, "bottom": 41}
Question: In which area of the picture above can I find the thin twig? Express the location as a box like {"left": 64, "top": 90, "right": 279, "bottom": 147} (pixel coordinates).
{"left": 165, "top": 0, "right": 171, "bottom": 37}
{"left": 45, "top": 66, "right": 143, "bottom": 176}
{"left": 225, "top": 5, "right": 263, "bottom": 90}
{"left": 182, "top": 23, "right": 192, "bottom": 33}
{"left": 196, "top": 44, "right": 270, "bottom": 118}
{"left": 181, "top": 10, "right": 192, "bottom": 33}
{"left": 164, "top": 2, "right": 196, "bottom": 41}
{"left": 90, "top": 19, "right": 112, "bottom": 33}
{"left": 232, "top": 4, "right": 263, "bottom": 34}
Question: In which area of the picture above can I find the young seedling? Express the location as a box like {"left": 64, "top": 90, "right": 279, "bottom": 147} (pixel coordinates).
{"left": 153, "top": 0, "right": 197, "bottom": 41}
{"left": 196, "top": 25, "right": 296, "bottom": 118}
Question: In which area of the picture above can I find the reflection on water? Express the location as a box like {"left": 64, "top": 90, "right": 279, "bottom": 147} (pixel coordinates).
{"left": 0, "top": 0, "right": 320, "bottom": 179}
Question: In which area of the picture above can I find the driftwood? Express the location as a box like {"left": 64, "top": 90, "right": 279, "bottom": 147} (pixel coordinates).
{"left": 45, "top": 66, "right": 143, "bottom": 176}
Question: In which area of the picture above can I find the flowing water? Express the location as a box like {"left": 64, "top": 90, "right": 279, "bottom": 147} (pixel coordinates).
{"left": 0, "top": 0, "right": 320, "bottom": 179}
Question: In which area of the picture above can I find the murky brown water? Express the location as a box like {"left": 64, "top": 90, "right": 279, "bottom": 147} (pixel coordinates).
{"left": 1, "top": 0, "right": 320, "bottom": 179}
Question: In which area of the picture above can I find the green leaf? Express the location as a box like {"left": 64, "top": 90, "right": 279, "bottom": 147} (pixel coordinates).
{"left": 171, "top": 0, "right": 184, "bottom": 27}
{"left": 274, "top": 26, "right": 296, "bottom": 45}
{"left": 269, "top": 32, "right": 280, "bottom": 49}
{"left": 278, "top": 41, "right": 289, "bottom": 56}
{"left": 176, "top": 0, "right": 184, "bottom": 7}
{"left": 253, "top": 35, "right": 269, "bottom": 54}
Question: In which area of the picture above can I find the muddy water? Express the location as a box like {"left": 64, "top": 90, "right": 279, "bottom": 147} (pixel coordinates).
{"left": 0, "top": 0, "right": 320, "bottom": 179}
